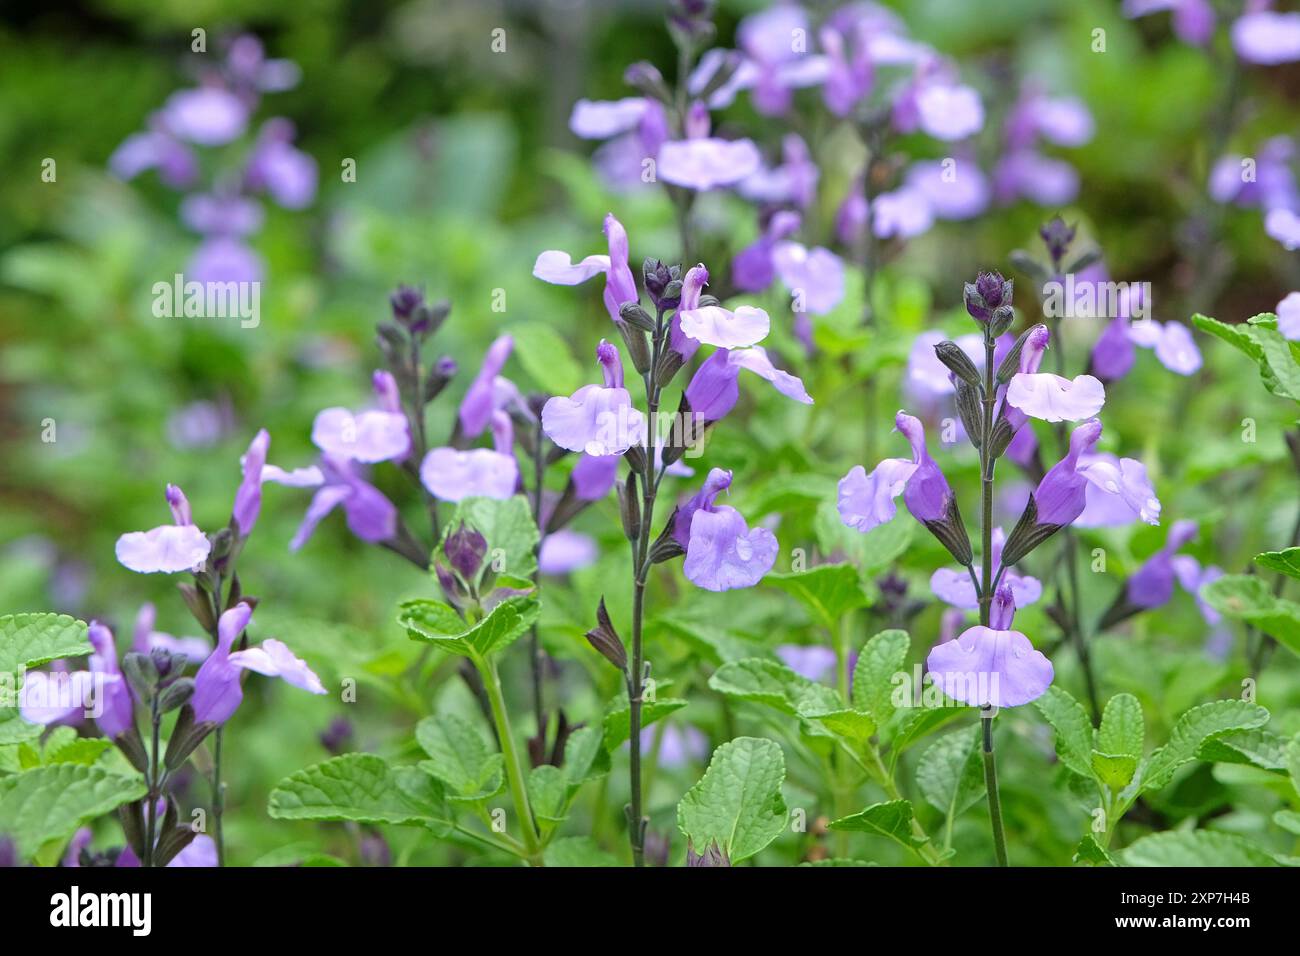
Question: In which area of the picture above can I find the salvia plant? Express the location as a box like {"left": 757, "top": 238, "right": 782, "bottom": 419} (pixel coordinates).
{"left": 10, "top": 0, "right": 1300, "bottom": 876}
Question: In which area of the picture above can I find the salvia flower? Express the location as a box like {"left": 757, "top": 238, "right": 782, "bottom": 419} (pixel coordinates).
{"left": 1001, "top": 418, "right": 1102, "bottom": 566}
{"left": 458, "top": 334, "right": 515, "bottom": 438}
{"left": 88, "top": 623, "right": 135, "bottom": 739}
{"left": 925, "top": 585, "right": 1054, "bottom": 708}
{"left": 115, "top": 487, "right": 212, "bottom": 574}
{"left": 675, "top": 468, "right": 778, "bottom": 592}
{"left": 684, "top": 346, "right": 812, "bottom": 422}
{"left": 1075, "top": 452, "right": 1162, "bottom": 527}
{"left": 311, "top": 399, "right": 410, "bottom": 464}
{"left": 422, "top": 411, "right": 520, "bottom": 502}
{"left": 930, "top": 528, "right": 1042, "bottom": 611}
{"left": 675, "top": 264, "right": 771, "bottom": 348}
{"left": 542, "top": 340, "right": 646, "bottom": 456}
{"left": 232, "top": 429, "right": 270, "bottom": 536}
{"left": 1231, "top": 9, "right": 1300, "bottom": 65}
{"left": 1127, "top": 520, "right": 1199, "bottom": 609}
{"left": 264, "top": 456, "right": 398, "bottom": 551}
{"left": 533, "top": 213, "right": 639, "bottom": 323}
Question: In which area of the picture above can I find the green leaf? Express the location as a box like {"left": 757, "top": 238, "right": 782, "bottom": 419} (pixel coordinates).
{"left": 1193, "top": 312, "right": 1300, "bottom": 402}
{"left": 43, "top": 738, "right": 112, "bottom": 767}
{"left": 676, "top": 737, "right": 788, "bottom": 863}
{"left": 526, "top": 765, "right": 568, "bottom": 824}
{"left": 0, "top": 708, "right": 43, "bottom": 746}
{"left": 1202, "top": 575, "right": 1300, "bottom": 654}
{"left": 507, "top": 321, "right": 583, "bottom": 397}
{"left": 444, "top": 495, "right": 540, "bottom": 580}
{"left": 917, "top": 727, "right": 985, "bottom": 822}
{"left": 888, "top": 706, "right": 968, "bottom": 754}
{"left": 1033, "top": 685, "right": 1095, "bottom": 778}
{"left": 1098, "top": 693, "right": 1144, "bottom": 760}
{"left": 1274, "top": 810, "right": 1300, "bottom": 835}
{"left": 1140, "top": 700, "right": 1271, "bottom": 792}
{"left": 268, "top": 754, "right": 451, "bottom": 831}
{"left": 827, "top": 799, "right": 922, "bottom": 851}
{"left": 1196, "top": 729, "right": 1293, "bottom": 774}
{"left": 1074, "top": 834, "right": 1116, "bottom": 866}
{"left": 415, "top": 714, "right": 504, "bottom": 802}
{"left": 399, "top": 591, "right": 540, "bottom": 658}
{"left": 764, "top": 564, "right": 871, "bottom": 629}
{"left": 543, "top": 836, "right": 621, "bottom": 867}
{"left": 563, "top": 725, "right": 610, "bottom": 792}
{"left": 807, "top": 709, "right": 876, "bottom": 743}
{"left": 1255, "top": 548, "right": 1300, "bottom": 580}
{"left": 655, "top": 619, "right": 763, "bottom": 665}
{"left": 851, "top": 629, "right": 910, "bottom": 727}
{"left": 0, "top": 765, "right": 146, "bottom": 859}
{"left": 0, "top": 614, "right": 90, "bottom": 676}
{"left": 1122, "top": 829, "right": 1280, "bottom": 867}
{"left": 602, "top": 698, "right": 688, "bottom": 750}
{"left": 1091, "top": 752, "right": 1138, "bottom": 790}
{"left": 708, "top": 658, "right": 842, "bottom": 718}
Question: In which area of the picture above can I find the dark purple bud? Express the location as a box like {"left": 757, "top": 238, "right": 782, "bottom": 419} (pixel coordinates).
{"left": 625, "top": 61, "right": 671, "bottom": 103}
{"left": 686, "top": 840, "right": 730, "bottom": 867}
{"left": 319, "top": 717, "right": 353, "bottom": 755}
{"left": 585, "top": 597, "right": 627, "bottom": 673}
{"left": 1039, "top": 217, "right": 1077, "bottom": 265}
{"left": 975, "top": 271, "right": 1009, "bottom": 310}
{"left": 643, "top": 258, "right": 680, "bottom": 311}
{"left": 444, "top": 522, "right": 488, "bottom": 581}
{"left": 389, "top": 285, "right": 425, "bottom": 321}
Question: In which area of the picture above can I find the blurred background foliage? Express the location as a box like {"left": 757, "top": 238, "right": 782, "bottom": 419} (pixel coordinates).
{"left": 3, "top": 0, "right": 1300, "bottom": 864}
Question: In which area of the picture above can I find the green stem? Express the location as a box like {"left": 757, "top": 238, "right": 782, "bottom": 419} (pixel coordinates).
{"left": 981, "top": 714, "right": 1009, "bottom": 867}
{"left": 212, "top": 727, "right": 225, "bottom": 867}
{"left": 478, "top": 655, "right": 543, "bottom": 863}
{"left": 144, "top": 696, "right": 161, "bottom": 867}
{"left": 865, "top": 745, "right": 945, "bottom": 866}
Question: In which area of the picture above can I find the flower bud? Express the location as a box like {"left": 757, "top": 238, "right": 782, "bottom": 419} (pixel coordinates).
{"left": 444, "top": 522, "right": 488, "bottom": 582}
{"left": 1039, "top": 216, "right": 1076, "bottom": 266}
{"left": 934, "top": 340, "right": 982, "bottom": 387}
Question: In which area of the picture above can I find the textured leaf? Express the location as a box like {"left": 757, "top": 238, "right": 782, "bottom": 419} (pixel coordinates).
{"left": 851, "top": 629, "right": 910, "bottom": 727}
{"left": 708, "top": 658, "right": 841, "bottom": 718}
{"left": 1091, "top": 751, "right": 1138, "bottom": 790}
{"left": 399, "top": 592, "right": 539, "bottom": 658}
{"left": 1202, "top": 574, "right": 1300, "bottom": 654}
{"left": 268, "top": 754, "right": 451, "bottom": 830}
{"left": 1074, "top": 834, "right": 1115, "bottom": 866}
{"left": 0, "top": 708, "right": 43, "bottom": 746}
{"left": 1196, "top": 728, "right": 1292, "bottom": 773}
{"left": 415, "top": 714, "right": 504, "bottom": 802}
{"left": 807, "top": 709, "right": 876, "bottom": 743}
{"left": 917, "top": 728, "right": 985, "bottom": 821}
{"left": 1141, "top": 701, "right": 1270, "bottom": 792}
{"left": 1033, "top": 685, "right": 1095, "bottom": 778}
{"left": 444, "top": 495, "right": 539, "bottom": 579}
{"left": 827, "top": 799, "right": 921, "bottom": 850}
{"left": 888, "top": 706, "right": 968, "bottom": 754}
{"left": 1123, "top": 829, "right": 1279, "bottom": 867}
{"left": 43, "top": 738, "right": 112, "bottom": 767}
{"left": 0, "top": 764, "right": 146, "bottom": 859}
{"left": 764, "top": 564, "right": 871, "bottom": 629}
{"left": 1098, "top": 693, "right": 1143, "bottom": 760}
{"left": 676, "top": 737, "right": 787, "bottom": 863}
{"left": 562, "top": 725, "right": 610, "bottom": 792}
{"left": 602, "top": 697, "right": 687, "bottom": 750}
{"left": 526, "top": 765, "right": 568, "bottom": 824}
{"left": 1255, "top": 547, "right": 1300, "bottom": 580}
{"left": 1274, "top": 810, "right": 1300, "bottom": 835}
{"left": 655, "top": 619, "right": 763, "bottom": 665}
{"left": 543, "top": 836, "right": 620, "bottom": 867}
{"left": 1193, "top": 313, "right": 1300, "bottom": 402}
{"left": 0, "top": 614, "right": 90, "bottom": 676}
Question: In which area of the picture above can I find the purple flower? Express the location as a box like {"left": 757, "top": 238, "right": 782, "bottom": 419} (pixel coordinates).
{"left": 640, "top": 723, "right": 709, "bottom": 769}
{"left": 1210, "top": 137, "right": 1298, "bottom": 209}
{"left": 776, "top": 645, "right": 837, "bottom": 682}
{"left": 228, "top": 639, "right": 327, "bottom": 695}
{"left": 994, "top": 151, "right": 1080, "bottom": 205}
{"left": 676, "top": 469, "right": 778, "bottom": 592}
{"left": 1030, "top": 418, "right": 1103, "bottom": 526}
{"left": 1126, "top": 319, "right": 1202, "bottom": 375}
{"left": 731, "top": 210, "right": 801, "bottom": 293}
{"left": 771, "top": 241, "right": 846, "bottom": 315}
{"left": 109, "top": 130, "right": 197, "bottom": 188}
{"left": 117, "top": 835, "right": 218, "bottom": 868}
{"left": 541, "top": 340, "right": 646, "bottom": 456}
{"left": 233, "top": 428, "right": 269, "bottom": 536}
{"left": 166, "top": 484, "right": 193, "bottom": 525}
{"left": 161, "top": 87, "right": 249, "bottom": 146}
{"left": 311, "top": 407, "right": 409, "bottom": 464}
{"left": 179, "top": 193, "right": 263, "bottom": 236}
{"left": 819, "top": 21, "right": 873, "bottom": 116}
{"left": 684, "top": 346, "right": 812, "bottom": 422}
{"left": 191, "top": 603, "right": 254, "bottom": 725}
{"left": 925, "top": 585, "right": 1053, "bottom": 708}
{"left": 458, "top": 334, "right": 514, "bottom": 438}
{"left": 1006, "top": 370, "right": 1105, "bottom": 423}
{"left": 929, "top": 528, "right": 1042, "bottom": 611}
{"left": 131, "top": 603, "right": 210, "bottom": 662}
{"left": 1091, "top": 316, "right": 1137, "bottom": 381}
{"left": 263, "top": 456, "right": 398, "bottom": 551}
{"left": 838, "top": 412, "right": 954, "bottom": 532}
{"left": 1266, "top": 208, "right": 1300, "bottom": 250}
{"left": 904, "top": 158, "right": 991, "bottom": 220}
{"left": 676, "top": 264, "right": 771, "bottom": 348}
{"left": 88, "top": 623, "right": 135, "bottom": 739}
{"left": 19, "top": 668, "right": 99, "bottom": 727}
{"left": 1232, "top": 10, "right": 1300, "bottom": 64}
{"left": 1005, "top": 88, "right": 1095, "bottom": 149}
{"left": 1123, "top": 0, "right": 1215, "bottom": 46}
{"left": 539, "top": 530, "right": 599, "bottom": 575}
{"left": 737, "top": 134, "right": 819, "bottom": 208}
{"left": 533, "top": 214, "right": 638, "bottom": 323}
{"left": 872, "top": 187, "right": 934, "bottom": 239}
{"left": 658, "top": 136, "right": 764, "bottom": 191}
{"left": 571, "top": 98, "right": 653, "bottom": 138}
{"left": 1278, "top": 292, "right": 1300, "bottom": 340}
{"left": 571, "top": 452, "right": 620, "bottom": 500}
{"left": 913, "top": 82, "right": 984, "bottom": 140}
{"left": 245, "top": 119, "right": 318, "bottom": 209}
{"left": 570, "top": 98, "right": 669, "bottom": 193}
{"left": 1128, "top": 520, "right": 1198, "bottom": 609}
{"left": 421, "top": 411, "right": 520, "bottom": 502}
{"left": 115, "top": 499, "right": 211, "bottom": 573}
{"left": 187, "top": 236, "right": 263, "bottom": 285}
{"left": 905, "top": 331, "right": 984, "bottom": 404}
{"left": 1075, "top": 452, "right": 1162, "bottom": 527}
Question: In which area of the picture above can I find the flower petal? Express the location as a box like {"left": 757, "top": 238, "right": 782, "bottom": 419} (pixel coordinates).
{"left": 677, "top": 304, "right": 771, "bottom": 349}
{"left": 1006, "top": 372, "right": 1105, "bottom": 422}
{"left": 925, "top": 626, "right": 1054, "bottom": 708}
{"left": 683, "top": 506, "right": 778, "bottom": 592}
{"left": 420, "top": 447, "right": 519, "bottom": 502}
{"left": 541, "top": 385, "right": 645, "bottom": 456}
{"left": 837, "top": 458, "right": 918, "bottom": 532}
{"left": 115, "top": 525, "right": 211, "bottom": 574}
{"left": 532, "top": 250, "right": 611, "bottom": 285}
{"left": 311, "top": 408, "right": 410, "bottom": 463}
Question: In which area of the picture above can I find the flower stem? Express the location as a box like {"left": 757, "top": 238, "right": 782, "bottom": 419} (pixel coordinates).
{"left": 979, "top": 333, "right": 1009, "bottom": 866}
{"left": 212, "top": 727, "right": 225, "bottom": 867}
{"left": 478, "top": 654, "right": 543, "bottom": 864}
{"left": 529, "top": 417, "right": 547, "bottom": 736}
{"left": 144, "top": 695, "right": 161, "bottom": 867}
